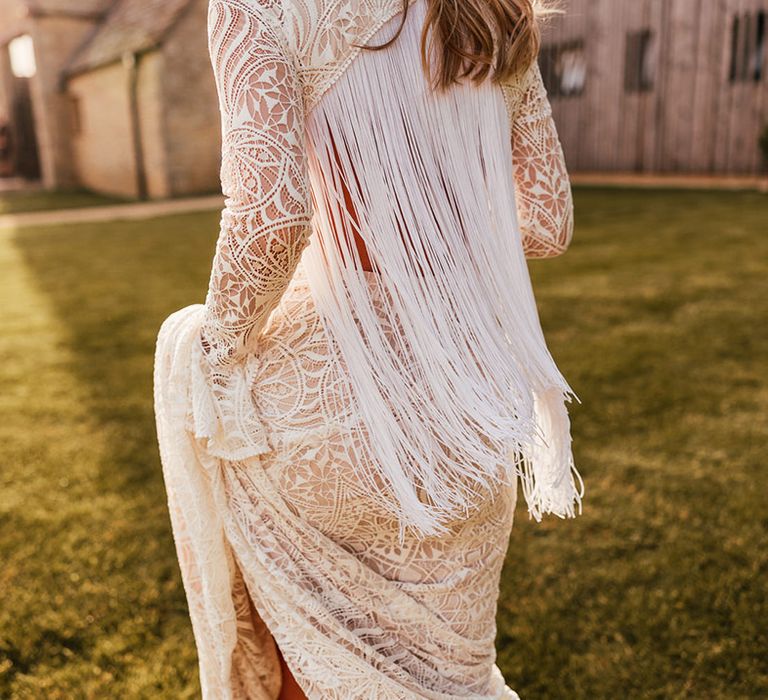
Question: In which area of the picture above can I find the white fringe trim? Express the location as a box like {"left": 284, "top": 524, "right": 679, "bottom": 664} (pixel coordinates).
{"left": 295, "top": 0, "right": 584, "bottom": 542}
{"left": 516, "top": 385, "right": 584, "bottom": 522}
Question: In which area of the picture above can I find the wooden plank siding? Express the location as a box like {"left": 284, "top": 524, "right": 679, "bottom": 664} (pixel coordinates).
{"left": 541, "top": 0, "right": 768, "bottom": 174}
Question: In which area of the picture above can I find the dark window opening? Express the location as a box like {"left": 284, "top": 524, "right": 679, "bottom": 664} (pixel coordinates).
{"left": 539, "top": 39, "right": 586, "bottom": 97}
{"left": 729, "top": 10, "right": 766, "bottom": 83}
{"left": 625, "top": 29, "right": 656, "bottom": 92}
{"left": 742, "top": 13, "right": 753, "bottom": 81}
{"left": 754, "top": 11, "right": 766, "bottom": 81}
{"left": 729, "top": 15, "right": 741, "bottom": 81}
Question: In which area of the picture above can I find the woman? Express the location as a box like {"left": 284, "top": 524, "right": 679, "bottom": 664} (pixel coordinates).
{"left": 153, "top": 0, "right": 584, "bottom": 697}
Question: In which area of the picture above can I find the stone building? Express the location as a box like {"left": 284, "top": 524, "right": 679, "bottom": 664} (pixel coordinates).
{"left": 0, "top": 0, "right": 220, "bottom": 198}
{"left": 0, "top": 0, "right": 112, "bottom": 188}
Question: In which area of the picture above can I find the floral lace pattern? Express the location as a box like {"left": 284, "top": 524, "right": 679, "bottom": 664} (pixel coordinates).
{"left": 154, "top": 0, "right": 577, "bottom": 697}
{"left": 501, "top": 60, "right": 575, "bottom": 258}
{"left": 200, "top": 0, "right": 314, "bottom": 370}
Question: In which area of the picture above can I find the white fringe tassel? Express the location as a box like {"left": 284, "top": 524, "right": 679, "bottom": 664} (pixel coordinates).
{"left": 298, "top": 0, "right": 584, "bottom": 542}
{"left": 518, "top": 385, "right": 584, "bottom": 522}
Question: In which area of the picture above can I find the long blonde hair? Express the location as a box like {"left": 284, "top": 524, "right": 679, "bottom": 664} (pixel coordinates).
{"left": 354, "top": 0, "right": 561, "bottom": 90}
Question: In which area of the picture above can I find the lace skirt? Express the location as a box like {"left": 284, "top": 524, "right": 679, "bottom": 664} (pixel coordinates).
{"left": 154, "top": 263, "right": 521, "bottom": 699}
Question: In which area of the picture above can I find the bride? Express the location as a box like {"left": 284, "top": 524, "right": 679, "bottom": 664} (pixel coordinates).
{"left": 153, "top": 0, "right": 583, "bottom": 697}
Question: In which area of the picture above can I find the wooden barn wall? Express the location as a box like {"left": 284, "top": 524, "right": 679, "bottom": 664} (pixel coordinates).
{"left": 543, "top": 0, "right": 768, "bottom": 174}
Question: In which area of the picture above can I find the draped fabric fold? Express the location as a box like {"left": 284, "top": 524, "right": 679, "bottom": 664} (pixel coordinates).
{"left": 154, "top": 283, "right": 522, "bottom": 699}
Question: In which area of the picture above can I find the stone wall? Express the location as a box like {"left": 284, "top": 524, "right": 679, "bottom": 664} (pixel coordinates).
{"left": 0, "top": 1, "right": 111, "bottom": 186}
{"left": 68, "top": 50, "right": 176, "bottom": 199}
{"left": 161, "top": 0, "right": 221, "bottom": 196}
{"left": 0, "top": 43, "right": 16, "bottom": 125}
{"left": 68, "top": 61, "right": 137, "bottom": 197}
{"left": 27, "top": 14, "right": 103, "bottom": 188}
{"left": 137, "top": 51, "right": 171, "bottom": 199}
{"left": 4, "top": 0, "right": 222, "bottom": 196}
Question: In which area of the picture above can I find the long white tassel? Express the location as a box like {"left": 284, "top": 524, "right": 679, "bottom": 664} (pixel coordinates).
{"left": 518, "top": 385, "right": 584, "bottom": 522}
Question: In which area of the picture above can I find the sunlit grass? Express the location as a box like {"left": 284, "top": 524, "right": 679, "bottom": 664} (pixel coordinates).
{"left": 0, "top": 187, "right": 766, "bottom": 698}
{"left": 499, "top": 187, "right": 768, "bottom": 699}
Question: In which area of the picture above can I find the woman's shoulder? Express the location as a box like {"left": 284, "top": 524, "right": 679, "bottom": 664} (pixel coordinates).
{"left": 498, "top": 57, "right": 549, "bottom": 123}
{"left": 227, "top": 0, "right": 410, "bottom": 111}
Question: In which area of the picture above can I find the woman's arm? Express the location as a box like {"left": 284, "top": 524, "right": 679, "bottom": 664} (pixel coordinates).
{"left": 502, "top": 60, "right": 574, "bottom": 259}
{"left": 200, "top": 0, "right": 313, "bottom": 368}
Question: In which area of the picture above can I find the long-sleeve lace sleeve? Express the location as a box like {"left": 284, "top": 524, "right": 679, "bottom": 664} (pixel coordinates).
{"left": 502, "top": 59, "right": 574, "bottom": 259}
{"left": 200, "top": 0, "right": 313, "bottom": 369}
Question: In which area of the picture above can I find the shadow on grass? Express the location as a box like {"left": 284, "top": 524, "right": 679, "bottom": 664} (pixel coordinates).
{"left": 12, "top": 210, "right": 218, "bottom": 488}
{"left": 5, "top": 187, "right": 768, "bottom": 697}
{"left": 1, "top": 210, "right": 219, "bottom": 697}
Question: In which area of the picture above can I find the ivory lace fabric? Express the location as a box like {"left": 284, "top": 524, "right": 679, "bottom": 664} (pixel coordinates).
{"left": 153, "top": 0, "right": 583, "bottom": 697}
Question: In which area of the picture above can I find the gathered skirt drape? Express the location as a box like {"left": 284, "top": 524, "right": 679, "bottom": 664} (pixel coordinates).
{"left": 153, "top": 262, "right": 522, "bottom": 699}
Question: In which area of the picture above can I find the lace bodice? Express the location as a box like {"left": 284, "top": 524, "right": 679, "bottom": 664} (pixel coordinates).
{"left": 196, "top": 0, "right": 582, "bottom": 540}
{"left": 201, "top": 0, "right": 573, "bottom": 368}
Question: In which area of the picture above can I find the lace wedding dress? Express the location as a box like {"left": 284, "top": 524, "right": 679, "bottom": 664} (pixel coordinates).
{"left": 153, "top": 0, "right": 584, "bottom": 697}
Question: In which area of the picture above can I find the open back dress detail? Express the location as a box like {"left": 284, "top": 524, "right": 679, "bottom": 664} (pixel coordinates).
{"left": 153, "top": 0, "right": 584, "bottom": 697}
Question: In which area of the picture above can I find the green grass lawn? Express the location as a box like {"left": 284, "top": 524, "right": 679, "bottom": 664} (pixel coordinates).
{"left": 0, "top": 189, "right": 128, "bottom": 215}
{"left": 0, "top": 187, "right": 766, "bottom": 698}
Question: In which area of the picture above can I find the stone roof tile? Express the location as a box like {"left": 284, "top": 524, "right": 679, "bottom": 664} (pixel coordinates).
{"left": 64, "top": 0, "right": 193, "bottom": 76}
